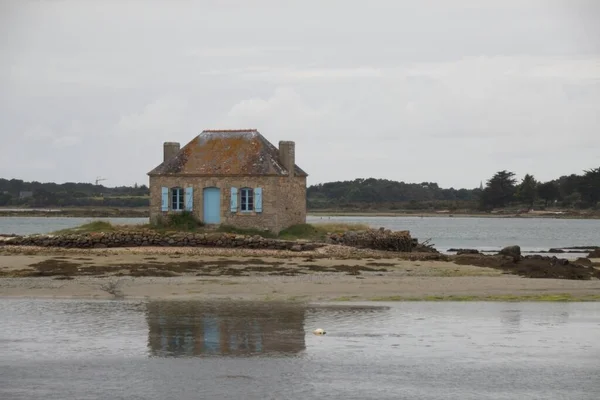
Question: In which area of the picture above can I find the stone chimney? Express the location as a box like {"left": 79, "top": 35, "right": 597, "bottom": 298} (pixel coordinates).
{"left": 163, "top": 142, "right": 180, "bottom": 162}
{"left": 278, "top": 141, "right": 295, "bottom": 177}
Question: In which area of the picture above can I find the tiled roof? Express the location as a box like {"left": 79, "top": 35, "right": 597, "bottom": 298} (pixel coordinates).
{"left": 147, "top": 130, "right": 307, "bottom": 176}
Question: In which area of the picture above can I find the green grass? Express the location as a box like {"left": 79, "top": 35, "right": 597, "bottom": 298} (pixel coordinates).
{"left": 154, "top": 211, "right": 204, "bottom": 231}
{"left": 278, "top": 222, "right": 370, "bottom": 240}
{"left": 52, "top": 221, "right": 117, "bottom": 235}
{"left": 368, "top": 293, "right": 600, "bottom": 302}
{"left": 216, "top": 225, "right": 276, "bottom": 238}
{"left": 331, "top": 295, "right": 361, "bottom": 302}
{"left": 49, "top": 219, "right": 370, "bottom": 241}
{"left": 278, "top": 224, "right": 323, "bottom": 240}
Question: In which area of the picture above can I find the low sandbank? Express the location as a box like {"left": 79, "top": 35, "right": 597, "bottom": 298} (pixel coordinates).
{"left": 2, "top": 245, "right": 599, "bottom": 302}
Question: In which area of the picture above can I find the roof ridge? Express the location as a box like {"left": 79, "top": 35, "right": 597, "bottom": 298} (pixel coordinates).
{"left": 202, "top": 129, "right": 258, "bottom": 132}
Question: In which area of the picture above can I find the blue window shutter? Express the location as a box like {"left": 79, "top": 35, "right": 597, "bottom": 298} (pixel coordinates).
{"left": 230, "top": 187, "right": 238, "bottom": 212}
{"left": 161, "top": 187, "right": 169, "bottom": 211}
{"left": 255, "top": 187, "right": 262, "bottom": 212}
{"left": 185, "top": 187, "right": 193, "bottom": 211}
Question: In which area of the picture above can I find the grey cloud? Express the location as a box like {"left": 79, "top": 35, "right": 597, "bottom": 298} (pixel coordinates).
{"left": 1, "top": 0, "right": 599, "bottom": 188}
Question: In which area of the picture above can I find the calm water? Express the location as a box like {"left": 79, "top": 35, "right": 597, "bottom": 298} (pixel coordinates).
{"left": 0, "top": 217, "right": 148, "bottom": 236}
{"left": 1, "top": 215, "right": 598, "bottom": 254}
{"left": 308, "top": 215, "right": 600, "bottom": 254}
{"left": 0, "top": 299, "right": 598, "bottom": 399}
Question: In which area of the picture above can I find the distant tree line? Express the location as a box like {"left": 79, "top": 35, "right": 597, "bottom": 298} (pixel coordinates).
{"left": 308, "top": 167, "right": 600, "bottom": 211}
{"left": 2, "top": 167, "right": 599, "bottom": 211}
{"left": 478, "top": 167, "right": 600, "bottom": 211}
{"left": 307, "top": 178, "right": 482, "bottom": 211}
{"left": 0, "top": 179, "right": 149, "bottom": 207}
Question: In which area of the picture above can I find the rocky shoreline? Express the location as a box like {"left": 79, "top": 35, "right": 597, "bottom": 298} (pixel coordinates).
{"left": 2, "top": 231, "right": 324, "bottom": 252}
{"left": 1, "top": 228, "right": 599, "bottom": 305}
{"left": 1, "top": 244, "right": 600, "bottom": 301}
{"left": 1, "top": 227, "right": 599, "bottom": 281}
{"left": 0, "top": 227, "right": 427, "bottom": 253}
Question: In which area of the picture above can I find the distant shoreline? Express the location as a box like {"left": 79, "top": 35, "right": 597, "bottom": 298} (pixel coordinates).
{"left": 0, "top": 208, "right": 149, "bottom": 218}
{"left": 1, "top": 207, "right": 599, "bottom": 220}
{"left": 309, "top": 211, "right": 600, "bottom": 219}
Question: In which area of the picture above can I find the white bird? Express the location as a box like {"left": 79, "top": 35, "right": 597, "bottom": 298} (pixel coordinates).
{"left": 313, "top": 328, "right": 326, "bottom": 335}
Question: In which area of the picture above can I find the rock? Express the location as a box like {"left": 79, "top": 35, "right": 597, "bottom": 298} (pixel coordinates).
{"left": 588, "top": 249, "right": 600, "bottom": 258}
{"left": 498, "top": 245, "right": 521, "bottom": 261}
{"left": 449, "top": 248, "right": 480, "bottom": 255}
{"left": 455, "top": 253, "right": 600, "bottom": 280}
{"left": 325, "top": 228, "right": 414, "bottom": 252}
{"left": 575, "top": 258, "right": 592, "bottom": 266}
{"left": 548, "top": 248, "right": 565, "bottom": 253}
{"left": 0, "top": 230, "right": 329, "bottom": 252}
{"left": 457, "top": 249, "right": 479, "bottom": 255}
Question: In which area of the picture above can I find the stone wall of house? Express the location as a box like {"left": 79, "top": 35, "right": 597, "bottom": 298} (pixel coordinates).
{"left": 149, "top": 175, "right": 306, "bottom": 233}
{"left": 270, "top": 175, "right": 306, "bottom": 232}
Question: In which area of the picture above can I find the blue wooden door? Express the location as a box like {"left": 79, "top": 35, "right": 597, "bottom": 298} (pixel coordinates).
{"left": 203, "top": 187, "right": 221, "bottom": 224}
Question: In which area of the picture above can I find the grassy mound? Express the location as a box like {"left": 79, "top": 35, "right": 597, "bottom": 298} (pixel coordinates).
{"left": 49, "top": 219, "right": 371, "bottom": 241}
{"left": 52, "top": 221, "right": 117, "bottom": 235}
{"left": 279, "top": 222, "right": 370, "bottom": 240}
{"left": 155, "top": 211, "right": 205, "bottom": 231}
{"left": 216, "top": 225, "right": 277, "bottom": 238}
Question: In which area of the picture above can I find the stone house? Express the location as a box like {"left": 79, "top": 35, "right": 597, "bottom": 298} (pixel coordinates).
{"left": 147, "top": 129, "right": 308, "bottom": 233}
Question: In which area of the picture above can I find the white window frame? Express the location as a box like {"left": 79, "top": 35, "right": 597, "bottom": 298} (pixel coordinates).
{"left": 171, "top": 187, "right": 184, "bottom": 211}
{"left": 240, "top": 187, "right": 254, "bottom": 212}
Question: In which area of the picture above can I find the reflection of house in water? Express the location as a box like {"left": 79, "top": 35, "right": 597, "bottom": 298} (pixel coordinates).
{"left": 146, "top": 301, "right": 306, "bottom": 357}
{"left": 500, "top": 309, "right": 522, "bottom": 332}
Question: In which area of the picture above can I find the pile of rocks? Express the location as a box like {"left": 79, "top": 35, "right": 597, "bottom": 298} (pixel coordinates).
{"left": 326, "top": 227, "right": 415, "bottom": 252}
{"left": 498, "top": 245, "right": 522, "bottom": 261}
{"left": 448, "top": 248, "right": 480, "bottom": 255}
{"left": 4, "top": 231, "right": 324, "bottom": 252}
{"left": 588, "top": 248, "right": 600, "bottom": 258}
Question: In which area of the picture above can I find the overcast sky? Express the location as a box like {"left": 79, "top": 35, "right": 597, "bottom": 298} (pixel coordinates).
{"left": 1, "top": 0, "right": 599, "bottom": 189}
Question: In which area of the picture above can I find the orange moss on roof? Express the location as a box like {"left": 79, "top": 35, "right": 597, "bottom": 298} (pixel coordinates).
{"left": 147, "top": 130, "right": 307, "bottom": 177}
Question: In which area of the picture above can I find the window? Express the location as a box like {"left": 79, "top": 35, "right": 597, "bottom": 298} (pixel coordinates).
{"left": 230, "top": 187, "right": 262, "bottom": 213}
{"left": 240, "top": 188, "right": 254, "bottom": 212}
{"left": 171, "top": 187, "right": 184, "bottom": 211}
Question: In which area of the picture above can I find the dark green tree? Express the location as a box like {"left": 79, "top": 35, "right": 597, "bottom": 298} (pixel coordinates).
{"left": 516, "top": 174, "right": 538, "bottom": 208}
{"left": 32, "top": 189, "right": 58, "bottom": 207}
{"left": 7, "top": 179, "right": 24, "bottom": 195}
{"left": 480, "top": 170, "right": 517, "bottom": 209}
{"left": 557, "top": 174, "right": 582, "bottom": 200}
{"left": 537, "top": 181, "right": 560, "bottom": 207}
{"left": 0, "top": 192, "right": 12, "bottom": 206}
{"left": 579, "top": 167, "right": 600, "bottom": 207}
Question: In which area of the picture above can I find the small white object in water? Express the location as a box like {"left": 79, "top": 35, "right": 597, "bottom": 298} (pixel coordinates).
{"left": 313, "top": 328, "right": 326, "bottom": 335}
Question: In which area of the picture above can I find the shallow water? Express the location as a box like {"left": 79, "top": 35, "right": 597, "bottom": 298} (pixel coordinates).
{"left": 308, "top": 215, "right": 600, "bottom": 253}
{"left": 1, "top": 215, "right": 598, "bottom": 256}
{"left": 0, "top": 299, "right": 599, "bottom": 399}
{"left": 0, "top": 217, "right": 148, "bottom": 236}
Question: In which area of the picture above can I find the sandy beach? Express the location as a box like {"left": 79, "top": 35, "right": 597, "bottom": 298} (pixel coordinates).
{"left": 2, "top": 245, "right": 599, "bottom": 302}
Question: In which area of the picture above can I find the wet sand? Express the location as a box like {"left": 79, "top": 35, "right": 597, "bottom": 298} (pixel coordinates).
{"left": 1, "top": 246, "right": 599, "bottom": 301}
